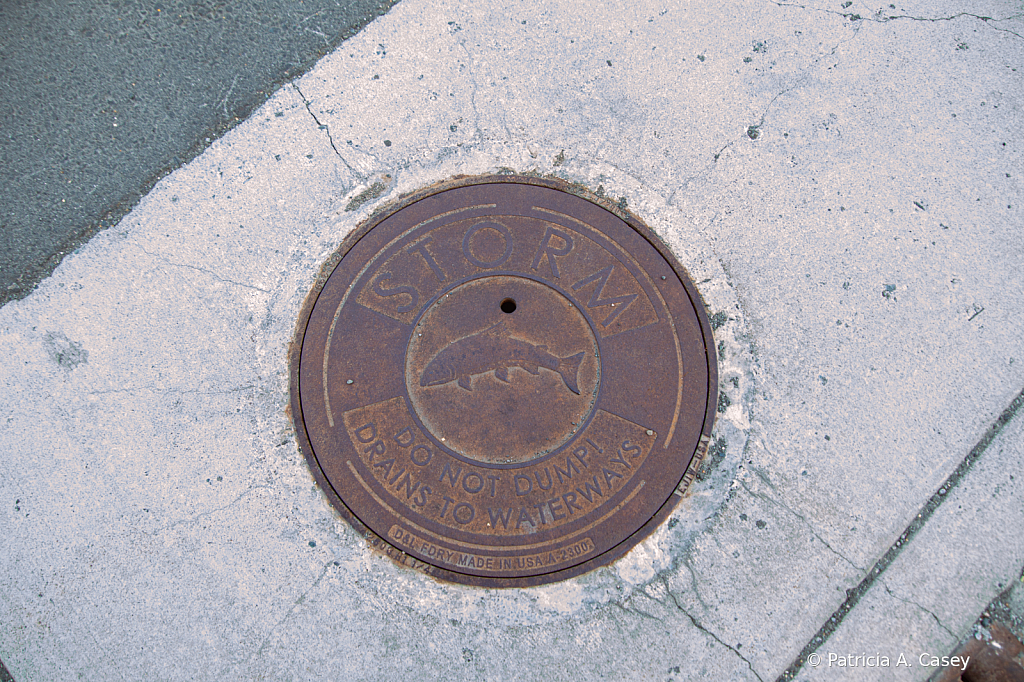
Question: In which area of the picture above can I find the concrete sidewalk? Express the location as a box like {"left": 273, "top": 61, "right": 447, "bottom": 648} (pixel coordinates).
{"left": 1, "top": 0, "right": 1023, "bottom": 680}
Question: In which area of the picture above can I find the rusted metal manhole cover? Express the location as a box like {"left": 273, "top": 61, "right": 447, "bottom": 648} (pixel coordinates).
{"left": 290, "top": 175, "right": 717, "bottom": 587}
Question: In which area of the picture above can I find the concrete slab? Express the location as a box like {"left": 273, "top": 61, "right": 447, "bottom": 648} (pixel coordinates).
{"left": 793, "top": 405, "right": 1024, "bottom": 681}
{"left": 1, "top": 0, "right": 1022, "bottom": 680}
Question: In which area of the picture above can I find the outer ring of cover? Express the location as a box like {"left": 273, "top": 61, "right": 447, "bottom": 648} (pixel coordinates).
{"left": 289, "top": 174, "right": 719, "bottom": 588}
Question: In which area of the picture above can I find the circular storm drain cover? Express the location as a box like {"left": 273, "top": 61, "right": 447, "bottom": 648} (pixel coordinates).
{"left": 291, "top": 175, "right": 717, "bottom": 587}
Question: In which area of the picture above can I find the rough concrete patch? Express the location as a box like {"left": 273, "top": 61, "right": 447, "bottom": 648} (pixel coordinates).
{"left": 42, "top": 331, "right": 88, "bottom": 370}
{"left": 291, "top": 138, "right": 756, "bottom": 623}
{"left": 344, "top": 173, "right": 394, "bottom": 212}
{"left": 696, "top": 435, "right": 729, "bottom": 482}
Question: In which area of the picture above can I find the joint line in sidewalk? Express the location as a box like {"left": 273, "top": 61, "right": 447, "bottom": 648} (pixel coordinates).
{"left": 773, "top": 385, "right": 1024, "bottom": 681}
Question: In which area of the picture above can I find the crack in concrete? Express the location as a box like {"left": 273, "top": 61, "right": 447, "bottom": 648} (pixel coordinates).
{"left": 292, "top": 83, "right": 341, "bottom": 157}
{"left": 610, "top": 599, "right": 666, "bottom": 625}
{"left": 253, "top": 559, "right": 335, "bottom": 658}
{"left": 454, "top": 39, "right": 486, "bottom": 144}
{"left": 665, "top": 140, "right": 733, "bottom": 206}
{"left": 657, "top": 576, "right": 766, "bottom": 682}
{"left": 751, "top": 84, "right": 801, "bottom": 133}
{"left": 152, "top": 484, "right": 271, "bottom": 535}
{"left": 865, "top": 10, "right": 1024, "bottom": 40}
{"left": 668, "top": 83, "right": 799, "bottom": 205}
{"left": 667, "top": 1, "right": 881, "bottom": 203}
{"left": 680, "top": 555, "right": 712, "bottom": 611}
{"left": 738, "top": 475, "right": 865, "bottom": 572}
{"left": 986, "top": 20, "right": 1024, "bottom": 41}
{"left": 291, "top": 83, "right": 362, "bottom": 178}
{"left": 767, "top": 2, "right": 1024, "bottom": 41}
{"left": 81, "top": 615, "right": 130, "bottom": 682}
{"left": 137, "top": 246, "right": 270, "bottom": 293}
{"left": 883, "top": 583, "right": 957, "bottom": 640}
{"left": 773, "top": 386, "right": 1024, "bottom": 681}
{"left": 677, "top": 0, "right": 880, "bottom": 200}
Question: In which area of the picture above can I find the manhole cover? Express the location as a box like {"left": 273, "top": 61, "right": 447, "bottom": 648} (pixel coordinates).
{"left": 290, "top": 175, "right": 717, "bottom": 587}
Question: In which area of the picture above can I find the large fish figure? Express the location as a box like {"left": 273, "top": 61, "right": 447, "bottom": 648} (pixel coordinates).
{"left": 419, "top": 320, "right": 584, "bottom": 394}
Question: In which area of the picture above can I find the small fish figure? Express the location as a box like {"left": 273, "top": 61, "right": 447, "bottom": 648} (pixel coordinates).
{"left": 420, "top": 320, "right": 584, "bottom": 394}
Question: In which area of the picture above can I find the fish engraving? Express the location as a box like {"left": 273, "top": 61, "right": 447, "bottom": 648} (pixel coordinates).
{"left": 419, "top": 320, "right": 585, "bottom": 394}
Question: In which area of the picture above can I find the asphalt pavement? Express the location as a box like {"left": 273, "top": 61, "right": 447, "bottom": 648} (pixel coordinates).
{"left": 0, "top": 0, "right": 397, "bottom": 306}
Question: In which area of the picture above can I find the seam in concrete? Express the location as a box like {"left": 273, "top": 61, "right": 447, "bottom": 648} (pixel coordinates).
{"left": 737, "top": 477, "right": 865, "bottom": 573}
{"left": 882, "top": 583, "right": 957, "bottom": 641}
{"left": 773, "top": 386, "right": 1024, "bottom": 681}
{"left": 659, "top": 576, "right": 767, "bottom": 682}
